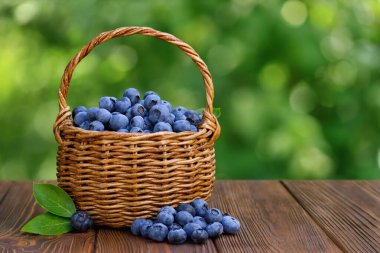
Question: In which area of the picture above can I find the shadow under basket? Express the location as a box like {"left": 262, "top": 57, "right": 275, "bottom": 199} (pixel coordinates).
{"left": 53, "top": 26, "right": 221, "bottom": 228}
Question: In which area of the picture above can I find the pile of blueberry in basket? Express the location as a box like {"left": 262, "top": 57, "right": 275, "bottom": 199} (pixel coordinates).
{"left": 130, "top": 198, "right": 240, "bottom": 244}
{"left": 72, "top": 88, "right": 203, "bottom": 133}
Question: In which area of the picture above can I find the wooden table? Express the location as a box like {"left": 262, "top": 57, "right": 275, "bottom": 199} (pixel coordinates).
{"left": 0, "top": 181, "right": 379, "bottom": 252}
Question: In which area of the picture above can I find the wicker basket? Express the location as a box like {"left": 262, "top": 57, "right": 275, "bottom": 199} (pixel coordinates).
{"left": 53, "top": 27, "right": 221, "bottom": 228}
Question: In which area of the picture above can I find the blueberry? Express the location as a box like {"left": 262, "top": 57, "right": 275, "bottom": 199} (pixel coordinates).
{"left": 140, "top": 221, "right": 154, "bottom": 238}
{"left": 126, "top": 108, "right": 133, "bottom": 119}
{"left": 96, "top": 108, "right": 112, "bottom": 124}
{"left": 205, "top": 208, "right": 223, "bottom": 223}
{"left": 184, "top": 110, "right": 202, "bottom": 126}
{"left": 115, "top": 97, "right": 131, "bottom": 114}
{"left": 138, "top": 99, "right": 145, "bottom": 105}
{"left": 87, "top": 107, "right": 100, "bottom": 121}
{"left": 160, "top": 206, "right": 177, "bottom": 216}
{"left": 99, "top": 97, "right": 116, "bottom": 112}
{"left": 175, "top": 211, "right": 193, "bottom": 227}
{"left": 206, "top": 222, "right": 223, "bottom": 237}
{"left": 177, "top": 203, "right": 196, "bottom": 216}
{"left": 172, "top": 106, "right": 187, "bottom": 118}
{"left": 131, "top": 218, "right": 148, "bottom": 236}
{"left": 193, "top": 216, "right": 207, "bottom": 229}
{"left": 89, "top": 121, "right": 104, "bottom": 131}
{"left": 109, "top": 112, "right": 129, "bottom": 131}
{"left": 161, "top": 100, "right": 172, "bottom": 112}
{"left": 173, "top": 120, "right": 191, "bottom": 132}
{"left": 157, "top": 212, "right": 174, "bottom": 226}
{"left": 167, "top": 228, "right": 187, "bottom": 244}
{"left": 148, "top": 223, "right": 169, "bottom": 242}
{"left": 191, "top": 229, "right": 208, "bottom": 244}
{"left": 71, "top": 211, "right": 93, "bottom": 232}
{"left": 74, "top": 111, "right": 89, "bottom": 126}
{"left": 131, "top": 103, "right": 146, "bottom": 117}
{"left": 144, "top": 117, "right": 153, "bottom": 130}
{"left": 191, "top": 198, "right": 209, "bottom": 217}
{"left": 73, "top": 106, "right": 87, "bottom": 117}
{"left": 190, "top": 125, "right": 198, "bottom": 132}
{"left": 79, "top": 121, "right": 90, "bottom": 130}
{"left": 143, "top": 130, "right": 151, "bottom": 133}
{"left": 153, "top": 122, "right": 173, "bottom": 132}
{"left": 148, "top": 104, "right": 170, "bottom": 124}
{"left": 130, "top": 127, "right": 143, "bottom": 133}
{"left": 117, "top": 129, "right": 129, "bottom": 133}
{"left": 221, "top": 216, "right": 240, "bottom": 234}
{"left": 144, "top": 91, "right": 158, "bottom": 99}
{"left": 183, "top": 222, "right": 202, "bottom": 237}
{"left": 144, "top": 94, "right": 161, "bottom": 111}
{"left": 123, "top": 88, "right": 140, "bottom": 105}
{"left": 130, "top": 116, "right": 145, "bottom": 129}
{"left": 168, "top": 223, "right": 182, "bottom": 231}
{"left": 174, "top": 114, "right": 187, "bottom": 121}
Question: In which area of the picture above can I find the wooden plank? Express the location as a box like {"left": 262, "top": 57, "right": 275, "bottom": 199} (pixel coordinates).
{"left": 209, "top": 180, "right": 341, "bottom": 253}
{"left": 95, "top": 227, "right": 218, "bottom": 253}
{"left": 0, "top": 182, "right": 95, "bottom": 253}
{"left": 283, "top": 181, "right": 380, "bottom": 253}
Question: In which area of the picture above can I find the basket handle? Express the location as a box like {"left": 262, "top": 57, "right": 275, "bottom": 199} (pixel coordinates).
{"left": 54, "top": 26, "right": 220, "bottom": 143}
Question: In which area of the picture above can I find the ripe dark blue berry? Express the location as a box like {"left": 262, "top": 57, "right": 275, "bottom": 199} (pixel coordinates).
{"left": 143, "top": 91, "right": 157, "bottom": 99}
{"left": 148, "top": 223, "right": 169, "bottom": 242}
{"left": 168, "top": 223, "right": 182, "bottom": 231}
{"left": 167, "top": 228, "right": 187, "bottom": 244}
{"left": 177, "top": 203, "right": 196, "bottom": 216}
{"left": 89, "top": 121, "right": 105, "bottom": 131}
{"left": 115, "top": 97, "right": 131, "bottom": 114}
{"left": 157, "top": 212, "right": 174, "bottom": 226}
{"left": 117, "top": 128, "right": 129, "bottom": 133}
{"left": 221, "top": 216, "right": 240, "bottom": 234}
{"left": 206, "top": 222, "right": 223, "bottom": 237}
{"left": 109, "top": 112, "right": 129, "bottom": 131}
{"left": 175, "top": 211, "right": 193, "bottom": 227}
{"left": 160, "top": 206, "right": 177, "bottom": 216}
{"left": 183, "top": 222, "right": 202, "bottom": 237}
{"left": 99, "top": 96, "right": 116, "bottom": 112}
{"left": 191, "top": 229, "right": 208, "bottom": 244}
{"left": 96, "top": 108, "right": 112, "bottom": 124}
{"left": 87, "top": 107, "right": 100, "bottom": 121}
{"left": 131, "top": 103, "right": 146, "bottom": 117}
{"left": 73, "top": 106, "right": 87, "bottom": 117}
{"left": 140, "top": 221, "right": 154, "bottom": 238}
{"left": 191, "top": 198, "right": 209, "bottom": 217}
{"left": 148, "top": 104, "right": 170, "bottom": 124}
{"left": 184, "top": 110, "right": 202, "bottom": 126}
{"left": 130, "top": 116, "right": 145, "bottom": 129}
{"left": 130, "top": 127, "right": 143, "bottom": 133}
{"left": 153, "top": 122, "right": 172, "bottom": 132}
{"left": 144, "top": 94, "right": 161, "bottom": 111}
{"left": 131, "top": 218, "right": 148, "bottom": 236}
{"left": 79, "top": 121, "right": 90, "bottom": 130}
{"left": 74, "top": 111, "right": 89, "bottom": 126}
{"left": 71, "top": 211, "right": 93, "bottom": 232}
{"left": 193, "top": 216, "right": 207, "bottom": 229}
{"left": 123, "top": 88, "right": 140, "bottom": 105}
{"left": 173, "top": 120, "right": 191, "bottom": 132}
{"left": 205, "top": 208, "right": 223, "bottom": 223}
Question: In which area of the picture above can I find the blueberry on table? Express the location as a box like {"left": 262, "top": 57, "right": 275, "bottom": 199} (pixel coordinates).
{"left": 221, "top": 216, "right": 240, "bottom": 234}
{"left": 89, "top": 121, "right": 104, "bottom": 131}
{"left": 144, "top": 94, "right": 161, "bottom": 111}
{"left": 96, "top": 108, "right": 112, "bottom": 124}
{"left": 160, "top": 206, "right": 177, "bottom": 216}
{"left": 183, "top": 222, "right": 202, "bottom": 237}
{"left": 184, "top": 110, "right": 202, "bottom": 126}
{"left": 131, "top": 218, "right": 149, "bottom": 236}
{"left": 87, "top": 107, "right": 100, "bottom": 121}
{"left": 140, "top": 222, "right": 153, "bottom": 238}
{"left": 173, "top": 120, "right": 191, "bottom": 132}
{"left": 191, "top": 229, "right": 208, "bottom": 244}
{"left": 109, "top": 112, "right": 129, "bottom": 131}
{"left": 71, "top": 211, "right": 93, "bottom": 232}
{"left": 205, "top": 208, "right": 223, "bottom": 223}
{"left": 153, "top": 122, "right": 172, "bottom": 132}
{"left": 99, "top": 96, "right": 116, "bottom": 112}
{"left": 148, "top": 223, "right": 169, "bottom": 242}
{"left": 206, "top": 222, "right": 223, "bottom": 237}
{"left": 115, "top": 97, "right": 131, "bottom": 114}
{"left": 177, "top": 203, "right": 196, "bottom": 216}
{"left": 144, "top": 91, "right": 158, "bottom": 99}
{"left": 130, "top": 127, "right": 143, "bottom": 133}
{"left": 191, "top": 198, "right": 209, "bottom": 217}
{"left": 74, "top": 111, "right": 89, "bottom": 126}
{"left": 175, "top": 211, "right": 193, "bottom": 227}
{"left": 131, "top": 103, "right": 146, "bottom": 117}
{"left": 148, "top": 104, "right": 170, "bottom": 124}
{"left": 193, "top": 216, "right": 207, "bottom": 229}
{"left": 157, "top": 211, "right": 174, "bottom": 226}
{"left": 130, "top": 116, "right": 145, "bottom": 129}
{"left": 73, "top": 106, "right": 87, "bottom": 117}
{"left": 123, "top": 88, "right": 140, "bottom": 105}
{"left": 167, "top": 228, "right": 187, "bottom": 244}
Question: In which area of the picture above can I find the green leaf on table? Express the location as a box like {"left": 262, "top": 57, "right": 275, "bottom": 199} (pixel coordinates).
{"left": 196, "top": 107, "right": 221, "bottom": 118}
{"left": 21, "top": 213, "right": 72, "bottom": 235}
{"left": 33, "top": 184, "right": 76, "bottom": 218}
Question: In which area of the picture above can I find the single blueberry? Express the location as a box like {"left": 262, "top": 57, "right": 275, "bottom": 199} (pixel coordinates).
{"left": 130, "top": 127, "right": 143, "bottom": 133}
{"left": 73, "top": 106, "right": 87, "bottom": 117}
{"left": 205, "top": 208, "right": 223, "bottom": 224}
{"left": 87, "top": 107, "right": 100, "bottom": 121}
{"left": 221, "top": 216, "right": 240, "bottom": 234}
{"left": 148, "top": 104, "right": 170, "bottom": 124}
{"left": 89, "top": 121, "right": 104, "bottom": 131}
{"left": 130, "top": 116, "right": 145, "bottom": 129}
{"left": 161, "top": 100, "right": 172, "bottom": 112}
{"left": 173, "top": 120, "right": 191, "bottom": 132}
{"left": 148, "top": 223, "right": 169, "bottom": 242}
{"left": 193, "top": 216, "right": 207, "bottom": 229}
{"left": 125, "top": 108, "right": 133, "bottom": 119}
{"left": 144, "top": 94, "right": 161, "bottom": 111}
{"left": 184, "top": 110, "right": 203, "bottom": 126}
{"left": 160, "top": 206, "right": 177, "bottom": 216}
{"left": 109, "top": 113, "right": 129, "bottom": 131}
{"left": 144, "top": 91, "right": 158, "bottom": 99}
{"left": 190, "top": 125, "right": 198, "bottom": 132}
{"left": 123, "top": 88, "right": 140, "bottom": 105}
{"left": 157, "top": 212, "right": 174, "bottom": 226}
{"left": 191, "top": 229, "right": 208, "bottom": 244}
{"left": 140, "top": 221, "right": 154, "bottom": 238}
{"left": 79, "top": 121, "right": 90, "bottom": 130}
{"left": 172, "top": 106, "right": 187, "bottom": 118}
{"left": 153, "top": 122, "right": 173, "bottom": 132}
{"left": 206, "top": 222, "right": 223, "bottom": 237}
{"left": 191, "top": 198, "right": 209, "bottom": 217}
{"left": 96, "top": 108, "right": 112, "bottom": 124}
{"left": 183, "top": 222, "right": 202, "bottom": 237}
{"left": 168, "top": 223, "right": 182, "bottom": 231}
{"left": 74, "top": 111, "right": 89, "bottom": 126}
{"left": 143, "top": 117, "right": 153, "bottom": 130}
{"left": 117, "top": 129, "right": 129, "bottom": 133}
{"left": 175, "top": 211, "right": 193, "bottom": 227}
{"left": 175, "top": 113, "right": 187, "bottom": 121}
{"left": 115, "top": 97, "right": 131, "bottom": 114}
{"left": 131, "top": 218, "right": 148, "bottom": 236}
{"left": 131, "top": 103, "right": 146, "bottom": 117}
{"left": 177, "top": 203, "right": 196, "bottom": 216}
{"left": 71, "top": 211, "right": 93, "bottom": 232}
{"left": 167, "top": 228, "right": 187, "bottom": 244}
{"left": 99, "top": 97, "right": 116, "bottom": 112}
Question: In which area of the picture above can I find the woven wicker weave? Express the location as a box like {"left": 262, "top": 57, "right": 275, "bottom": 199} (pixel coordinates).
{"left": 53, "top": 26, "right": 220, "bottom": 228}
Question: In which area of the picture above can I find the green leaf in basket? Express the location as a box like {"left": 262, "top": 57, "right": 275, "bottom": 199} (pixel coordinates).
{"left": 33, "top": 184, "right": 76, "bottom": 218}
{"left": 21, "top": 212, "right": 72, "bottom": 235}
{"left": 196, "top": 107, "right": 221, "bottom": 118}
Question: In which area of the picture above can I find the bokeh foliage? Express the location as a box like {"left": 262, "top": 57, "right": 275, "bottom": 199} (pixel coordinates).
{"left": 0, "top": 0, "right": 380, "bottom": 179}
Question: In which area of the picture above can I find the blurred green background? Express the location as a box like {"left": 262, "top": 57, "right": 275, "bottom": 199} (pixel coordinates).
{"left": 1, "top": 0, "right": 380, "bottom": 180}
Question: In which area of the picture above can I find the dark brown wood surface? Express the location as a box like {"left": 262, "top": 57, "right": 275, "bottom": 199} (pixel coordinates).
{"left": 0, "top": 180, "right": 379, "bottom": 253}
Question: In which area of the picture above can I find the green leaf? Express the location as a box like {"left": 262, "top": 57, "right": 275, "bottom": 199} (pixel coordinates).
{"left": 196, "top": 107, "right": 221, "bottom": 118}
{"left": 33, "top": 184, "right": 76, "bottom": 218}
{"left": 21, "top": 213, "right": 72, "bottom": 235}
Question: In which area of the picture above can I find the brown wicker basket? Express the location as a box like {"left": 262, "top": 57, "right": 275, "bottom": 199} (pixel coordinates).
{"left": 53, "top": 26, "right": 221, "bottom": 228}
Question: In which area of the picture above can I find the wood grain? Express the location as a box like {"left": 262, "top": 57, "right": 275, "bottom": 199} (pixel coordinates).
{"left": 0, "top": 182, "right": 95, "bottom": 253}
{"left": 95, "top": 227, "right": 218, "bottom": 253}
{"left": 209, "top": 180, "right": 341, "bottom": 253}
{"left": 283, "top": 181, "right": 380, "bottom": 253}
